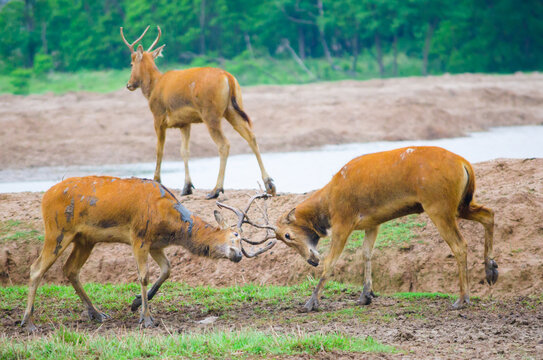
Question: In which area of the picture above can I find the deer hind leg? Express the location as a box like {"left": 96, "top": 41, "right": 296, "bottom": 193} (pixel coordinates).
{"left": 225, "top": 110, "right": 275, "bottom": 195}
{"left": 63, "top": 241, "right": 109, "bottom": 322}
{"left": 132, "top": 243, "right": 156, "bottom": 327}
{"left": 131, "top": 248, "right": 171, "bottom": 312}
{"left": 205, "top": 117, "right": 230, "bottom": 199}
{"left": 460, "top": 204, "right": 497, "bottom": 285}
{"left": 427, "top": 209, "right": 470, "bottom": 309}
{"left": 304, "top": 223, "right": 352, "bottom": 312}
{"left": 179, "top": 125, "right": 194, "bottom": 195}
{"left": 21, "top": 230, "right": 74, "bottom": 331}
{"left": 153, "top": 122, "right": 166, "bottom": 183}
{"left": 357, "top": 226, "right": 379, "bottom": 306}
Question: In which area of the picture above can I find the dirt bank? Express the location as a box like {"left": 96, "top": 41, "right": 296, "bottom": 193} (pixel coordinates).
{"left": 1, "top": 73, "right": 542, "bottom": 170}
{"left": 1, "top": 159, "right": 542, "bottom": 301}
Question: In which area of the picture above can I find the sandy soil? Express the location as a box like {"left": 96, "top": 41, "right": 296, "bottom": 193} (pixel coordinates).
{"left": 0, "top": 73, "right": 542, "bottom": 169}
{"left": 1, "top": 73, "right": 542, "bottom": 358}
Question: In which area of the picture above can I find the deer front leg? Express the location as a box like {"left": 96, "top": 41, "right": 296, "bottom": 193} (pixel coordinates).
{"left": 153, "top": 123, "right": 166, "bottom": 183}
{"left": 304, "top": 224, "right": 351, "bottom": 312}
{"left": 132, "top": 245, "right": 156, "bottom": 328}
{"left": 131, "top": 249, "right": 171, "bottom": 311}
{"left": 358, "top": 226, "right": 379, "bottom": 305}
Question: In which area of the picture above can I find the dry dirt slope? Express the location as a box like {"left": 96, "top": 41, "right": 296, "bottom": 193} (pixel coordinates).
{"left": 0, "top": 73, "right": 542, "bottom": 170}
{"left": 1, "top": 158, "right": 542, "bottom": 300}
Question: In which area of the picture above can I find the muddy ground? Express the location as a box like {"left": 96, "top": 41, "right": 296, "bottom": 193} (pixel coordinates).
{"left": 1, "top": 73, "right": 542, "bottom": 358}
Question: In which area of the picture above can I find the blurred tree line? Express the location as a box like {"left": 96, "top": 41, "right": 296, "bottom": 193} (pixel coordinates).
{"left": 0, "top": 0, "right": 541, "bottom": 77}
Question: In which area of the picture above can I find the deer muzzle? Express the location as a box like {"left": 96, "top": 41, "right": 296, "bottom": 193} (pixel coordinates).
{"left": 228, "top": 247, "right": 243, "bottom": 263}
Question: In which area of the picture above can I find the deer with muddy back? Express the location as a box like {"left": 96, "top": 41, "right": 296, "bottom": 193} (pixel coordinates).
{"left": 20, "top": 176, "right": 262, "bottom": 332}
{"left": 232, "top": 146, "right": 498, "bottom": 311}
{"left": 120, "top": 25, "right": 275, "bottom": 199}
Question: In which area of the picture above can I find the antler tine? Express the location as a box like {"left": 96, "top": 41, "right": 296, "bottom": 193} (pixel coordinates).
{"left": 120, "top": 25, "right": 150, "bottom": 53}
{"left": 241, "top": 239, "right": 277, "bottom": 258}
{"left": 216, "top": 201, "right": 245, "bottom": 230}
{"left": 147, "top": 26, "right": 162, "bottom": 52}
{"left": 241, "top": 192, "right": 277, "bottom": 232}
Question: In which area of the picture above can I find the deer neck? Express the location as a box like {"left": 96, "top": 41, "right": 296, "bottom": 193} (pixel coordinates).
{"left": 140, "top": 65, "right": 162, "bottom": 99}
{"left": 298, "top": 189, "right": 331, "bottom": 237}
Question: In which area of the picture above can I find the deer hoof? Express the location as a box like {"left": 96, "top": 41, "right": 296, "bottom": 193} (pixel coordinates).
{"left": 181, "top": 182, "right": 195, "bottom": 196}
{"left": 139, "top": 315, "right": 157, "bottom": 328}
{"left": 88, "top": 309, "right": 110, "bottom": 323}
{"left": 264, "top": 178, "right": 276, "bottom": 196}
{"left": 485, "top": 259, "right": 499, "bottom": 285}
{"left": 302, "top": 295, "right": 319, "bottom": 312}
{"left": 451, "top": 295, "right": 471, "bottom": 310}
{"left": 357, "top": 292, "right": 373, "bottom": 306}
{"left": 206, "top": 188, "right": 223, "bottom": 200}
{"left": 131, "top": 295, "right": 142, "bottom": 312}
{"left": 21, "top": 319, "right": 38, "bottom": 333}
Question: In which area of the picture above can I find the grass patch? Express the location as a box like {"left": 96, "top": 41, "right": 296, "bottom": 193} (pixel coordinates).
{"left": 0, "top": 220, "right": 44, "bottom": 243}
{"left": 391, "top": 292, "right": 455, "bottom": 300}
{"left": 0, "top": 54, "right": 424, "bottom": 95}
{"left": 0, "top": 280, "right": 361, "bottom": 316}
{"left": 0, "top": 328, "right": 397, "bottom": 359}
{"left": 319, "top": 215, "right": 426, "bottom": 252}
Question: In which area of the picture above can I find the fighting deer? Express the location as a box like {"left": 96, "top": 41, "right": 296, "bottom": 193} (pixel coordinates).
{"left": 120, "top": 26, "right": 276, "bottom": 199}
{"left": 243, "top": 147, "right": 497, "bottom": 311}
{"left": 20, "top": 176, "right": 267, "bottom": 332}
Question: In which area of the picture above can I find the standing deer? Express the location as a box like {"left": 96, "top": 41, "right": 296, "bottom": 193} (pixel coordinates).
{"left": 120, "top": 25, "right": 276, "bottom": 199}
{"left": 233, "top": 147, "right": 498, "bottom": 311}
{"left": 20, "top": 176, "right": 258, "bottom": 332}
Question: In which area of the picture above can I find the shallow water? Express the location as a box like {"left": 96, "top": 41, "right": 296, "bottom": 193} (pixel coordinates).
{"left": 1, "top": 126, "right": 542, "bottom": 193}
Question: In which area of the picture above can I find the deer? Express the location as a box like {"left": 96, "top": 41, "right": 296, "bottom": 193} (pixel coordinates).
{"left": 20, "top": 176, "right": 271, "bottom": 332}
{"left": 226, "top": 147, "right": 498, "bottom": 311}
{"left": 120, "top": 25, "right": 276, "bottom": 200}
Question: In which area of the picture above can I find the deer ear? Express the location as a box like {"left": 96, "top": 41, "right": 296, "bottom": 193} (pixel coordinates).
{"left": 152, "top": 44, "right": 165, "bottom": 59}
{"left": 214, "top": 210, "right": 228, "bottom": 229}
{"left": 135, "top": 45, "right": 144, "bottom": 61}
{"left": 286, "top": 208, "right": 296, "bottom": 223}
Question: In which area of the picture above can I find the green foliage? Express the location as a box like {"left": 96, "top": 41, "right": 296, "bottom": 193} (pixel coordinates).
{"left": 9, "top": 68, "right": 33, "bottom": 95}
{"left": 33, "top": 53, "right": 54, "bottom": 77}
{"left": 0, "top": 0, "right": 540, "bottom": 87}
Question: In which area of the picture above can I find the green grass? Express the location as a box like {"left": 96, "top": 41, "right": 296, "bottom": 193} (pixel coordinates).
{"left": 319, "top": 215, "right": 426, "bottom": 252}
{"left": 0, "top": 328, "right": 397, "bottom": 359}
{"left": 0, "top": 220, "right": 44, "bottom": 243}
{"left": 0, "top": 54, "right": 424, "bottom": 95}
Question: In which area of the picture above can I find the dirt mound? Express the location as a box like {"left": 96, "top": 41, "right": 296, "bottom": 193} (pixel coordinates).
{"left": 1, "top": 158, "right": 542, "bottom": 299}
{"left": 1, "top": 73, "right": 542, "bottom": 170}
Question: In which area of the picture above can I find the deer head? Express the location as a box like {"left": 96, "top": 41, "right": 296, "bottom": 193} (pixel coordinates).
{"left": 212, "top": 209, "right": 243, "bottom": 263}
{"left": 120, "top": 25, "right": 165, "bottom": 91}
{"left": 274, "top": 208, "right": 321, "bottom": 267}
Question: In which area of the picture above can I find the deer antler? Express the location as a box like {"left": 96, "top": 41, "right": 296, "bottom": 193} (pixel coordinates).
{"left": 216, "top": 193, "right": 278, "bottom": 258}
{"left": 147, "top": 26, "right": 162, "bottom": 52}
{"left": 120, "top": 25, "right": 150, "bottom": 53}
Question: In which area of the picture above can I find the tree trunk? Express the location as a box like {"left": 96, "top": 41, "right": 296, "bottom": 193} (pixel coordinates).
{"left": 199, "top": 0, "right": 206, "bottom": 55}
{"left": 316, "top": 0, "right": 338, "bottom": 70}
{"left": 375, "top": 33, "right": 384, "bottom": 77}
{"left": 297, "top": 25, "right": 305, "bottom": 60}
{"left": 422, "top": 20, "right": 437, "bottom": 76}
{"left": 24, "top": 0, "right": 36, "bottom": 67}
{"left": 392, "top": 33, "right": 398, "bottom": 76}
{"left": 352, "top": 34, "right": 359, "bottom": 73}
{"left": 244, "top": 32, "right": 254, "bottom": 59}
{"left": 40, "top": 21, "right": 47, "bottom": 54}
{"left": 279, "top": 39, "right": 316, "bottom": 80}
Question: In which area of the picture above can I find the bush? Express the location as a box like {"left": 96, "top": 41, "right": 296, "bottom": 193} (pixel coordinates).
{"left": 10, "top": 68, "right": 32, "bottom": 95}
{"left": 33, "top": 53, "right": 54, "bottom": 77}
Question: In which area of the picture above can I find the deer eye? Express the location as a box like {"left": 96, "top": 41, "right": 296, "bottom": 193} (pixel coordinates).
{"left": 284, "top": 233, "right": 291, "bottom": 240}
{"left": 233, "top": 232, "right": 239, "bottom": 237}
